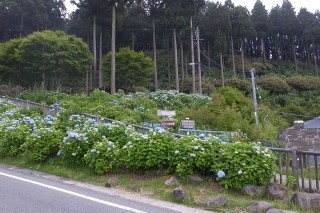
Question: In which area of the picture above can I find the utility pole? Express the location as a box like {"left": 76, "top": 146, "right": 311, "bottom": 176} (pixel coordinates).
{"left": 196, "top": 26, "right": 202, "bottom": 95}
{"left": 251, "top": 68, "right": 259, "bottom": 139}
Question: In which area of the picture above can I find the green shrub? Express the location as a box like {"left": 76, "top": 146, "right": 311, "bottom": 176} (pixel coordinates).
{"left": 211, "top": 142, "right": 275, "bottom": 189}
{"left": 120, "top": 128, "right": 174, "bottom": 170}
{"left": 225, "top": 78, "right": 252, "bottom": 94}
{"left": 179, "top": 77, "right": 215, "bottom": 95}
{"left": 84, "top": 138, "right": 120, "bottom": 174}
{"left": 286, "top": 76, "right": 320, "bottom": 91}
{"left": 257, "top": 76, "right": 290, "bottom": 94}
{"left": 23, "top": 127, "right": 64, "bottom": 161}
{"left": 252, "top": 62, "right": 273, "bottom": 77}
{"left": 167, "top": 135, "right": 221, "bottom": 177}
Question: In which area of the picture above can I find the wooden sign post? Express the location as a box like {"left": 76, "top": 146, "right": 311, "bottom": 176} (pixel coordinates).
{"left": 157, "top": 108, "right": 176, "bottom": 128}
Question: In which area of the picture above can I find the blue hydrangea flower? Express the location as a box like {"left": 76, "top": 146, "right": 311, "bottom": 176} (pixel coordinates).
{"left": 174, "top": 150, "right": 179, "bottom": 154}
{"left": 252, "top": 146, "right": 261, "bottom": 151}
{"left": 90, "top": 149, "right": 96, "bottom": 153}
{"left": 158, "top": 128, "right": 165, "bottom": 134}
{"left": 193, "top": 146, "right": 199, "bottom": 150}
{"left": 190, "top": 153, "right": 196, "bottom": 157}
{"left": 141, "top": 134, "right": 148, "bottom": 140}
{"left": 217, "top": 170, "right": 225, "bottom": 178}
{"left": 47, "top": 121, "right": 53, "bottom": 125}
{"left": 57, "top": 150, "right": 62, "bottom": 156}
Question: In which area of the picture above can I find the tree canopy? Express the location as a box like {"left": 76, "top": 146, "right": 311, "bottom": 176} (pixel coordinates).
{"left": 9, "top": 30, "right": 93, "bottom": 91}
{"left": 102, "top": 47, "right": 153, "bottom": 89}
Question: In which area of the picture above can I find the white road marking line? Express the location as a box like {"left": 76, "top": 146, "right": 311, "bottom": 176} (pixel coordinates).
{"left": 0, "top": 172, "right": 147, "bottom": 213}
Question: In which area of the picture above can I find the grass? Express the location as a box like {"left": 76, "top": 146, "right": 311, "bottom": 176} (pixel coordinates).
{"left": 0, "top": 156, "right": 319, "bottom": 213}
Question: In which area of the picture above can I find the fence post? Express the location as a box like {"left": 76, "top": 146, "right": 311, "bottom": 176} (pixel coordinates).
{"left": 291, "top": 147, "right": 299, "bottom": 187}
{"left": 97, "top": 115, "right": 101, "bottom": 125}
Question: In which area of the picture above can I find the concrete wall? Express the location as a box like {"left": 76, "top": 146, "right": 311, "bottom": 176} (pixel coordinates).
{"left": 278, "top": 128, "right": 320, "bottom": 152}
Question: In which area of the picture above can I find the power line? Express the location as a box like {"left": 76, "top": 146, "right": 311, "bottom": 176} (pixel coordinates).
{"left": 259, "top": 107, "right": 316, "bottom": 119}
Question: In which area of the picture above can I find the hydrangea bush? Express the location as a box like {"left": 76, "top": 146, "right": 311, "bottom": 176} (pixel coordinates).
{"left": 23, "top": 127, "right": 64, "bottom": 161}
{"left": 0, "top": 97, "right": 278, "bottom": 191}
{"left": 167, "top": 134, "right": 221, "bottom": 177}
{"left": 120, "top": 127, "right": 174, "bottom": 170}
{"left": 211, "top": 142, "right": 275, "bottom": 189}
{"left": 84, "top": 138, "right": 120, "bottom": 174}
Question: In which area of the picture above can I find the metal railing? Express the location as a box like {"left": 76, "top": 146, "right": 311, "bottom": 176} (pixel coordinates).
{"left": 178, "top": 128, "right": 237, "bottom": 142}
{"left": 270, "top": 147, "right": 320, "bottom": 191}
{"left": 3, "top": 96, "right": 62, "bottom": 115}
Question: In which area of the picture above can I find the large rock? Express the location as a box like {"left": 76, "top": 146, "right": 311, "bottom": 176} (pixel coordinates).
{"left": 172, "top": 187, "right": 187, "bottom": 200}
{"left": 206, "top": 196, "right": 226, "bottom": 207}
{"left": 246, "top": 201, "right": 274, "bottom": 213}
{"left": 291, "top": 192, "right": 320, "bottom": 209}
{"left": 266, "top": 208, "right": 298, "bottom": 213}
{"left": 187, "top": 174, "right": 203, "bottom": 183}
{"left": 266, "top": 185, "right": 287, "bottom": 200}
{"left": 128, "top": 185, "right": 141, "bottom": 192}
{"left": 165, "top": 175, "right": 180, "bottom": 185}
{"left": 105, "top": 179, "right": 117, "bottom": 188}
{"left": 241, "top": 185, "right": 264, "bottom": 196}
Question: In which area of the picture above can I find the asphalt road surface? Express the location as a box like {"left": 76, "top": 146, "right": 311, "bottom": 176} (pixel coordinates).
{"left": 0, "top": 164, "right": 213, "bottom": 213}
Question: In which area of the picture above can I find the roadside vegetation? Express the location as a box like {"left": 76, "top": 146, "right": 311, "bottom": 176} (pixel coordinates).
{"left": 0, "top": 89, "right": 319, "bottom": 212}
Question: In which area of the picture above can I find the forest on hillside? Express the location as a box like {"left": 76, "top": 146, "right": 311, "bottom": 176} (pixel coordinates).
{"left": 1, "top": 0, "right": 320, "bottom": 129}
{"left": 1, "top": 0, "right": 320, "bottom": 94}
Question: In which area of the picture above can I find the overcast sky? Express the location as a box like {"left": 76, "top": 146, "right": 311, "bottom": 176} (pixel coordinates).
{"left": 231, "top": 0, "right": 319, "bottom": 13}
{"left": 65, "top": 0, "right": 319, "bottom": 14}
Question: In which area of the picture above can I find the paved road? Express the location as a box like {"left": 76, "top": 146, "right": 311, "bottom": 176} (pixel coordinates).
{"left": 0, "top": 164, "right": 214, "bottom": 213}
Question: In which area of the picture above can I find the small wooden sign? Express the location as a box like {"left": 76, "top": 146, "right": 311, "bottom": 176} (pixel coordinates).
{"left": 160, "top": 119, "right": 176, "bottom": 126}
{"left": 157, "top": 110, "right": 176, "bottom": 117}
{"left": 181, "top": 119, "right": 195, "bottom": 129}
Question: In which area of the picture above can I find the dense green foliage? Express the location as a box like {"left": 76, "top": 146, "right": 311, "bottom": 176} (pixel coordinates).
{"left": 0, "top": 98, "right": 276, "bottom": 190}
{"left": 15, "top": 88, "right": 292, "bottom": 141}
{"left": 1, "top": 1, "right": 320, "bottom": 94}
{"left": 102, "top": 47, "right": 154, "bottom": 89}
{"left": 257, "top": 76, "right": 290, "bottom": 94}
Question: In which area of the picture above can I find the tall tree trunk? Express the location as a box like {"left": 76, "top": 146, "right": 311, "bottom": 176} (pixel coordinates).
{"left": 185, "top": 53, "right": 188, "bottom": 78}
{"left": 152, "top": 16, "right": 158, "bottom": 91}
{"left": 19, "top": 15, "right": 23, "bottom": 39}
{"left": 180, "top": 38, "right": 184, "bottom": 83}
{"left": 16, "top": 84, "right": 20, "bottom": 96}
{"left": 315, "top": 52, "right": 319, "bottom": 77}
{"left": 99, "top": 31, "right": 103, "bottom": 88}
{"left": 93, "top": 15, "right": 97, "bottom": 88}
{"left": 111, "top": 4, "right": 116, "bottom": 94}
{"left": 8, "top": 79, "right": 11, "bottom": 94}
{"left": 41, "top": 73, "right": 45, "bottom": 90}
{"left": 196, "top": 26, "right": 202, "bottom": 95}
{"left": 166, "top": 39, "right": 171, "bottom": 84}
{"left": 208, "top": 42, "right": 211, "bottom": 75}
{"left": 131, "top": 29, "right": 135, "bottom": 51}
{"left": 190, "top": 16, "right": 196, "bottom": 94}
{"left": 261, "top": 37, "right": 266, "bottom": 64}
{"left": 86, "top": 71, "right": 89, "bottom": 96}
{"left": 307, "top": 45, "right": 311, "bottom": 69}
{"left": 220, "top": 53, "right": 224, "bottom": 86}
{"left": 231, "top": 36, "right": 236, "bottom": 77}
{"left": 293, "top": 39, "right": 298, "bottom": 74}
{"left": 89, "top": 71, "right": 92, "bottom": 88}
{"left": 241, "top": 41, "right": 245, "bottom": 79}
{"left": 173, "top": 28, "right": 179, "bottom": 91}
